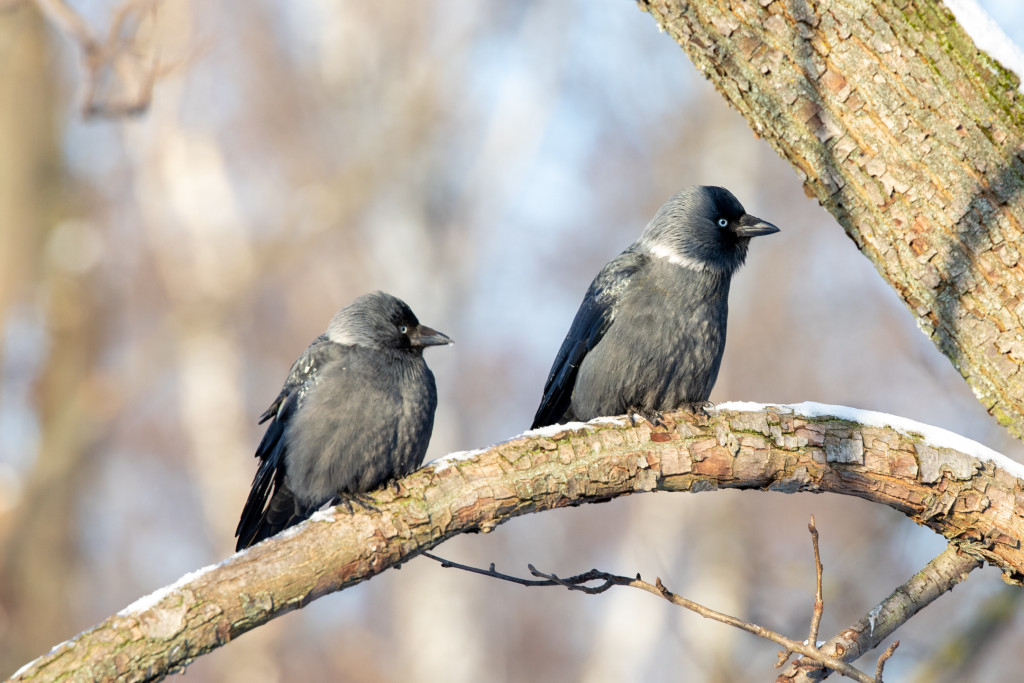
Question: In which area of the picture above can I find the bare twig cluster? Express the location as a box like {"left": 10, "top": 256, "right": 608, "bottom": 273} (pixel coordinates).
{"left": 32, "top": 0, "right": 171, "bottom": 117}
{"left": 427, "top": 515, "right": 984, "bottom": 682}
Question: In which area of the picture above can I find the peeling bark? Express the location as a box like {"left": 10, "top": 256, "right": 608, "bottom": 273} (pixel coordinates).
{"left": 10, "top": 406, "right": 1024, "bottom": 682}
{"left": 637, "top": 0, "right": 1024, "bottom": 438}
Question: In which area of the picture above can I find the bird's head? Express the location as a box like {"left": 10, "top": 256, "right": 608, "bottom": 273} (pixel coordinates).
{"left": 637, "top": 186, "right": 779, "bottom": 274}
{"left": 326, "top": 291, "right": 453, "bottom": 353}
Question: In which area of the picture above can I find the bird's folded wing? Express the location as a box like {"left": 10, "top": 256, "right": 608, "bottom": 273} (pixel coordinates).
{"left": 258, "top": 333, "right": 330, "bottom": 424}
{"left": 531, "top": 250, "right": 645, "bottom": 429}
{"left": 237, "top": 337, "right": 333, "bottom": 548}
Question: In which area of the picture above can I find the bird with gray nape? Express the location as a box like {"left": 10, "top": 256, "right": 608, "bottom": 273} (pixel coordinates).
{"left": 531, "top": 185, "right": 779, "bottom": 430}
{"left": 235, "top": 291, "right": 452, "bottom": 551}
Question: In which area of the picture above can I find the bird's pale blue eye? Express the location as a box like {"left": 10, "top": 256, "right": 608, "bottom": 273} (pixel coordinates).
{"left": 399, "top": 325, "right": 409, "bottom": 334}
{"left": 717, "top": 218, "right": 728, "bottom": 228}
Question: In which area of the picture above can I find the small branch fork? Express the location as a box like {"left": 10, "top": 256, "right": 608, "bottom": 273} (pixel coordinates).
{"left": 425, "top": 517, "right": 901, "bottom": 683}
{"left": 31, "top": 0, "right": 176, "bottom": 117}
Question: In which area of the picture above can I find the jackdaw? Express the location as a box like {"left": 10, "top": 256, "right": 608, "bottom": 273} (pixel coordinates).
{"left": 236, "top": 291, "right": 452, "bottom": 550}
{"left": 531, "top": 185, "right": 779, "bottom": 429}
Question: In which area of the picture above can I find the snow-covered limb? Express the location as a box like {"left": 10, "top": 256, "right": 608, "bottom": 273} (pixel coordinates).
{"left": 945, "top": 0, "right": 1024, "bottom": 91}
{"left": 718, "top": 401, "right": 1024, "bottom": 481}
{"left": 10, "top": 404, "right": 1024, "bottom": 682}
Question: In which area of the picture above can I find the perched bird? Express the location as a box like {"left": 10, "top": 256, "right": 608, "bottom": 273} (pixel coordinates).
{"left": 236, "top": 291, "right": 452, "bottom": 550}
{"left": 531, "top": 185, "right": 779, "bottom": 429}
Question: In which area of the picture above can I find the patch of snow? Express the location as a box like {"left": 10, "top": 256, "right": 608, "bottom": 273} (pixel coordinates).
{"left": 522, "top": 421, "right": 593, "bottom": 438}
{"left": 717, "top": 401, "right": 1024, "bottom": 481}
{"left": 522, "top": 415, "right": 625, "bottom": 438}
{"left": 946, "top": 0, "right": 1024, "bottom": 90}
{"left": 429, "top": 448, "right": 488, "bottom": 471}
{"left": 430, "top": 417, "right": 627, "bottom": 471}
{"left": 716, "top": 400, "right": 769, "bottom": 413}
{"left": 868, "top": 604, "right": 883, "bottom": 636}
{"left": 589, "top": 416, "right": 629, "bottom": 426}
{"left": 117, "top": 562, "right": 221, "bottom": 616}
{"left": 309, "top": 507, "right": 336, "bottom": 523}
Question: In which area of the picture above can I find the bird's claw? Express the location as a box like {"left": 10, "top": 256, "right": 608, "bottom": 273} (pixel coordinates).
{"left": 681, "top": 401, "right": 713, "bottom": 425}
{"left": 336, "top": 492, "right": 379, "bottom": 514}
{"left": 628, "top": 407, "right": 667, "bottom": 429}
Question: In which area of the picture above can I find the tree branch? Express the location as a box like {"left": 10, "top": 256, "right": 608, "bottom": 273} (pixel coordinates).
{"left": 32, "top": 0, "right": 168, "bottom": 117}
{"left": 521, "top": 566, "right": 879, "bottom": 683}
{"left": 779, "top": 542, "right": 982, "bottom": 681}
{"left": 9, "top": 403, "right": 1024, "bottom": 681}
{"left": 425, "top": 525, "right": 879, "bottom": 682}
{"left": 637, "top": 0, "right": 1024, "bottom": 439}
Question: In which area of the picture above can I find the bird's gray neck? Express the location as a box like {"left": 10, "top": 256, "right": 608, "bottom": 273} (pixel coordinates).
{"left": 646, "top": 242, "right": 748, "bottom": 276}
{"left": 646, "top": 243, "right": 725, "bottom": 273}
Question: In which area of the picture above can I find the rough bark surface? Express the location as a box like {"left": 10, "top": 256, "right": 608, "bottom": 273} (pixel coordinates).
{"left": 10, "top": 406, "right": 1024, "bottom": 682}
{"left": 638, "top": 0, "right": 1024, "bottom": 437}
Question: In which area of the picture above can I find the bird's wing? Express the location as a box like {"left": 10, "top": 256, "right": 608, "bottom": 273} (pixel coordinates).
{"left": 235, "top": 337, "right": 334, "bottom": 550}
{"left": 531, "top": 250, "right": 645, "bottom": 429}
{"left": 257, "top": 334, "right": 330, "bottom": 424}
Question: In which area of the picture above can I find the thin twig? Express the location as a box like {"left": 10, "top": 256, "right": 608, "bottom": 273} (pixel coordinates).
{"left": 422, "top": 552, "right": 623, "bottom": 591}
{"left": 809, "top": 515, "right": 824, "bottom": 646}
{"left": 428, "top": 553, "right": 876, "bottom": 683}
{"left": 777, "top": 514, "right": 827, "bottom": 670}
{"left": 875, "top": 641, "right": 899, "bottom": 682}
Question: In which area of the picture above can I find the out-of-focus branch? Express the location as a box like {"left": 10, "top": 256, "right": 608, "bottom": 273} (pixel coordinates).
{"left": 779, "top": 544, "right": 983, "bottom": 682}
{"left": 638, "top": 0, "right": 1024, "bottom": 440}
{"left": 8, "top": 404, "right": 1024, "bottom": 682}
{"left": 32, "top": 0, "right": 169, "bottom": 117}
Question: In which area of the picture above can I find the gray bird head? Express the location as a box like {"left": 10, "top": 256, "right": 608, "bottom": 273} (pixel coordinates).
{"left": 326, "top": 291, "right": 453, "bottom": 353}
{"left": 636, "top": 186, "right": 779, "bottom": 274}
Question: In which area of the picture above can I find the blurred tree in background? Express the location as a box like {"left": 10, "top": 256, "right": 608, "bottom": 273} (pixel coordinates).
{"left": 1, "top": 1, "right": 1023, "bottom": 681}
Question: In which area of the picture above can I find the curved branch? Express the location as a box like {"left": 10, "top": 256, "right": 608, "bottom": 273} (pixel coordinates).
{"left": 638, "top": 0, "right": 1024, "bottom": 439}
{"left": 9, "top": 403, "right": 1024, "bottom": 682}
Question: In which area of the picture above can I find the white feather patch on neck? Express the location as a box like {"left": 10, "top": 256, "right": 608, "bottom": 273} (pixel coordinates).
{"left": 648, "top": 243, "right": 717, "bottom": 272}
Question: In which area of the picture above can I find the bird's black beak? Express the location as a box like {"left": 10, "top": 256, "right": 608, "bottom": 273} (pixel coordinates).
{"left": 734, "top": 213, "right": 781, "bottom": 237}
{"left": 409, "top": 325, "right": 453, "bottom": 347}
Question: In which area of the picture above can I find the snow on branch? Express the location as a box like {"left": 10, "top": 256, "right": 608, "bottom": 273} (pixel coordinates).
{"left": 10, "top": 404, "right": 1024, "bottom": 682}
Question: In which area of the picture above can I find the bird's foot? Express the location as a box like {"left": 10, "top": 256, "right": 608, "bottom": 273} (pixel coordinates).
{"left": 680, "top": 401, "right": 714, "bottom": 425}
{"left": 336, "top": 492, "right": 379, "bottom": 514}
{"left": 628, "top": 407, "right": 668, "bottom": 429}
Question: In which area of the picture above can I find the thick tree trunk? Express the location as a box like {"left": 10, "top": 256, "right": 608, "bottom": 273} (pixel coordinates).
{"left": 10, "top": 405, "right": 1024, "bottom": 682}
{"left": 638, "top": 0, "right": 1024, "bottom": 438}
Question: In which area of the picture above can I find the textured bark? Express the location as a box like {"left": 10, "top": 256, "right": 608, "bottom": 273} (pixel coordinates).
{"left": 637, "top": 0, "right": 1024, "bottom": 438}
{"left": 9, "top": 406, "right": 1024, "bottom": 682}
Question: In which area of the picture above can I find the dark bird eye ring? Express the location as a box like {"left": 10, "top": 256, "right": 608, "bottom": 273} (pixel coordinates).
{"left": 717, "top": 218, "right": 728, "bottom": 227}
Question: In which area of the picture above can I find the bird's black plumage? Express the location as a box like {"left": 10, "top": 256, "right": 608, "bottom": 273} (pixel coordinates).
{"left": 235, "top": 291, "right": 452, "bottom": 550}
{"left": 531, "top": 186, "right": 779, "bottom": 429}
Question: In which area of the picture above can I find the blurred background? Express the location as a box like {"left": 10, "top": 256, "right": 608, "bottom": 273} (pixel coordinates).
{"left": 2, "top": 1, "right": 1023, "bottom": 681}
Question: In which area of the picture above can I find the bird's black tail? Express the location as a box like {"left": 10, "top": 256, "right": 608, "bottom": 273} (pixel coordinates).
{"left": 235, "top": 482, "right": 305, "bottom": 551}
